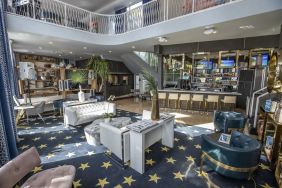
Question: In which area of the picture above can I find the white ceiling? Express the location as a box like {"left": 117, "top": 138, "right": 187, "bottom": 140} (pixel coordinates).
{"left": 9, "top": 9, "right": 282, "bottom": 60}
{"left": 58, "top": 0, "right": 141, "bottom": 13}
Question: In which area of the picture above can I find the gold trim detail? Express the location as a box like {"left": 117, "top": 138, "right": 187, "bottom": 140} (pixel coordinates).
{"left": 201, "top": 152, "right": 258, "bottom": 173}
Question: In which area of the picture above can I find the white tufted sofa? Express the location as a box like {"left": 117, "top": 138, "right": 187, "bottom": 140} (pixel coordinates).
{"left": 64, "top": 102, "right": 116, "bottom": 126}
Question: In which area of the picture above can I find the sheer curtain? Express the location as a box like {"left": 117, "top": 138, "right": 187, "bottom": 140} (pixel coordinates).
{"left": 0, "top": 0, "right": 18, "bottom": 166}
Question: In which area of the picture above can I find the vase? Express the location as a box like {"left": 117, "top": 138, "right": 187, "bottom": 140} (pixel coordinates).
{"left": 104, "top": 118, "right": 111, "bottom": 123}
{"left": 78, "top": 85, "right": 85, "bottom": 102}
{"left": 151, "top": 90, "right": 160, "bottom": 120}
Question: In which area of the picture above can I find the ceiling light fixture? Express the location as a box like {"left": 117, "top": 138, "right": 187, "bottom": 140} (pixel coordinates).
{"left": 48, "top": 41, "right": 53, "bottom": 45}
{"left": 239, "top": 25, "right": 255, "bottom": 30}
{"left": 203, "top": 26, "right": 217, "bottom": 35}
{"left": 38, "top": 46, "right": 42, "bottom": 50}
{"left": 109, "top": 51, "right": 112, "bottom": 53}
{"left": 132, "top": 46, "right": 136, "bottom": 49}
{"left": 80, "top": 57, "right": 82, "bottom": 59}
{"left": 69, "top": 51, "right": 73, "bottom": 54}
{"left": 157, "top": 37, "right": 168, "bottom": 43}
{"left": 59, "top": 54, "right": 62, "bottom": 57}
{"left": 83, "top": 47, "right": 87, "bottom": 50}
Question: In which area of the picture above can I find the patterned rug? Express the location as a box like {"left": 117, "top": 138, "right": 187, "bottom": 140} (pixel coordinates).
{"left": 17, "top": 109, "right": 277, "bottom": 188}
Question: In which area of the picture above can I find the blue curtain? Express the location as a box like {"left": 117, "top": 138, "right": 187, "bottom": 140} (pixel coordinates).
{"left": 0, "top": 0, "right": 18, "bottom": 166}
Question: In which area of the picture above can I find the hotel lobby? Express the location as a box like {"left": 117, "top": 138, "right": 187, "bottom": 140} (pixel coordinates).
{"left": 0, "top": 0, "right": 282, "bottom": 188}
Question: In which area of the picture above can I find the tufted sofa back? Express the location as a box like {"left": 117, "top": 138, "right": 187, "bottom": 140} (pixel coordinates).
{"left": 69, "top": 102, "right": 107, "bottom": 116}
{"left": 0, "top": 147, "right": 41, "bottom": 188}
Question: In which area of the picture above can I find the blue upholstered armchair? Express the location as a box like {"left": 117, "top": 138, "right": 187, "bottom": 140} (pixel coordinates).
{"left": 201, "top": 131, "right": 261, "bottom": 180}
{"left": 214, "top": 111, "right": 245, "bottom": 133}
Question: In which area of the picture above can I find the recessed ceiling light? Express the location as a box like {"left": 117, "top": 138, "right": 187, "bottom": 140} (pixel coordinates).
{"left": 132, "top": 46, "right": 136, "bottom": 49}
{"left": 80, "top": 57, "right": 82, "bottom": 59}
{"left": 38, "top": 46, "right": 42, "bottom": 50}
{"left": 239, "top": 25, "right": 254, "bottom": 29}
{"left": 83, "top": 47, "right": 87, "bottom": 50}
{"left": 203, "top": 26, "right": 217, "bottom": 35}
{"left": 157, "top": 37, "right": 168, "bottom": 43}
{"left": 69, "top": 51, "right": 72, "bottom": 54}
{"left": 109, "top": 51, "right": 112, "bottom": 53}
{"left": 59, "top": 54, "right": 62, "bottom": 57}
{"left": 48, "top": 41, "right": 53, "bottom": 45}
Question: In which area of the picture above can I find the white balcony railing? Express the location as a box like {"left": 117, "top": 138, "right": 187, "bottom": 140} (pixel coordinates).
{"left": 6, "top": 0, "right": 235, "bottom": 35}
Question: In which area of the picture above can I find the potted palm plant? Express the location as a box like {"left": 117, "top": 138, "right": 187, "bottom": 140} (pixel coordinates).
{"left": 142, "top": 69, "right": 160, "bottom": 120}
{"left": 71, "top": 70, "right": 88, "bottom": 102}
{"left": 87, "top": 56, "right": 109, "bottom": 93}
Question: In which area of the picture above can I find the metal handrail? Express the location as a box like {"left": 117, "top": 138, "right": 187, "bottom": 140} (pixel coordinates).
{"left": 6, "top": 0, "right": 235, "bottom": 35}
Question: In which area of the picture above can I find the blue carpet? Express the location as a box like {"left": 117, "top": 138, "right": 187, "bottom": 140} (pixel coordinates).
{"left": 17, "top": 109, "right": 277, "bottom": 188}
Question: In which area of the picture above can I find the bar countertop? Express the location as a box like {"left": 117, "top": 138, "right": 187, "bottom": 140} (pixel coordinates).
{"left": 158, "top": 89, "right": 242, "bottom": 96}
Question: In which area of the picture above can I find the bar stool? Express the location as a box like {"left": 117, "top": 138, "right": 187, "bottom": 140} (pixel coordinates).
{"left": 178, "top": 94, "right": 191, "bottom": 111}
{"left": 191, "top": 94, "right": 204, "bottom": 113}
{"left": 158, "top": 92, "right": 167, "bottom": 109}
{"left": 205, "top": 95, "right": 219, "bottom": 112}
{"left": 220, "top": 96, "right": 237, "bottom": 111}
{"left": 167, "top": 93, "right": 179, "bottom": 109}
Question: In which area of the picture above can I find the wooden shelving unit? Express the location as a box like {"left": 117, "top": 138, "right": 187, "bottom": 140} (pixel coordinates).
{"left": 259, "top": 106, "right": 282, "bottom": 187}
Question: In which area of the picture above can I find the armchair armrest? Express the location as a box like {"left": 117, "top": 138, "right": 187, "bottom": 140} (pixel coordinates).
{"left": 0, "top": 147, "right": 41, "bottom": 188}
{"left": 64, "top": 107, "right": 78, "bottom": 126}
{"left": 100, "top": 122, "right": 129, "bottom": 161}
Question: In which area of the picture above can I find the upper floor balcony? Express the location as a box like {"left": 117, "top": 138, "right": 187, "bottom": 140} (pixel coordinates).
{"left": 5, "top": 0, "right": 238, "bottom": 35}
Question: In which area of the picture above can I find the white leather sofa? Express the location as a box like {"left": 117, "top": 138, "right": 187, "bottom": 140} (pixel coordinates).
{"left": 64, "top": 102, "right": 116, "bottom": 126}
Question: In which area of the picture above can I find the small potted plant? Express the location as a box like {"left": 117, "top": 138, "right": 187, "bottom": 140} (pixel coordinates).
{"left": 103, "top": 113, "right": 114, "bottom": 123}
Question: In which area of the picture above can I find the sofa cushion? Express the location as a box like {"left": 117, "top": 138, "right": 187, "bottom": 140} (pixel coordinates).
{"left": 0, "top": 147, "right": 41, "bottom": 188}
{"left": 21, "top": 165, "right": 75, "bottom": 188}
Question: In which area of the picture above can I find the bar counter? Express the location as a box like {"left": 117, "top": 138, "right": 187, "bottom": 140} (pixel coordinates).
{"left": 159, "top": 89, "right": 242, "bottom": 96}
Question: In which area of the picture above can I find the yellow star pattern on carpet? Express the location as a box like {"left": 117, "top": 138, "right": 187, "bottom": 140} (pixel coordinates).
{"left": 46, "top": 153, "right": 55, "bottom": 159}
{"left": 48, "top": 136, "right": 56, "bottom": 140}
{"left": 194, "top": 144, "right": 201, "bottom": 149}
{"left": 32, "top": 137, "right": 41, "bottom": 141}
{"left": 20, "top": 145, "right": 29, "bottom": 150}
{"left": 73, "top": 180, "right": 82, "bottom": 188}
{"left": 149, "top": 173, "right": 161, "bottom": 183}
{"left": 114, "top": 184, "right": 123, "bottom": 188}
{"left": 173, "top": 171, "right": 185, "bottom": 181}
{"left": 145, "top": 148, "right": 152, "bottom": 153}
{"left": 166, "top": 157, "right": 176, "bottom": 164}
{"left": 123, "top": 176, "right": 136, "bottom": 186}
{"left": 174, "top": 138, "right": 180, "bottom": 142}
{"left": 31, "top": 166, "right": 42, "bottom": 173}
{"left": 260, "top": 183, "right": 273, "bottom": 188}
{"left": 195, "top": 170, "right": 208, "bottom": 178}
{"left": 161, "top": 146, "right": 170, "bottom": 152}
{"left": 187, "top": 137, "right": 193, "bottom": 141}
{"left": 146, "top": 159, "right": 156, "bottom": 166}
{"left": 259, "top": 163, "right": 271, "bottom": 171}
{"left": 65, "top": 136, "right": 72, "bottom": 140}
{"left": 38, "top": 144, "right": 47, "bottom": 149}
{"left": 178, "top": 145, "right": 186, "bottom": 151}
{"left": 96, "top": 178, "right": 109, "bottom": 188}
{"left": 186, "top": 155, "right": 195, "bottom": 162}
{"left": 79, "top": 163, "right": 90, "bottom": 171}
{"left": 101, "top": 161, "right": 112, "bottom": 169}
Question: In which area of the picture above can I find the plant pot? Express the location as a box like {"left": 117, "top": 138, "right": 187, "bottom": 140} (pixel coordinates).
{"left": 104, "top": 118, "right": 111, "bottom": 123}
{"left": 151, "top": 91, "right": 160, "bottom": 120}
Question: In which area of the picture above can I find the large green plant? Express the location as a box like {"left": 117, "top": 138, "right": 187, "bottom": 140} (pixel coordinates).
{"left": 87, "top": 56, "right": 109, "bottom": 92}
{"left": 142, "top": 69, "right": 158, "bottom": 92}
{"left": 71, "top": 70, "right": 88, "bottom": 85}
{"left": 142, "top": 69, "right": 160, "bottom": 120}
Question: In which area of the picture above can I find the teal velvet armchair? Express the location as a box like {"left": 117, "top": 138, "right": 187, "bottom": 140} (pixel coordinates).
{"left": 214, "top": 111, "right": 245, "bottom": 133}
